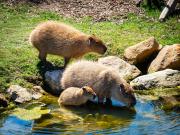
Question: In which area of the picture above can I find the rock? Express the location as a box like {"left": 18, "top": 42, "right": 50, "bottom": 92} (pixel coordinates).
{"left": 32, "top": 85, "right": 47, "bottom": 95}
{"left": 0, "top": 93, "right": 8, "bottom": 107}
{"left": 134, "top": 87, "right": 180, "bottom": 101}
{"left": 130, "top": 69, "right": 180, "bottom": 90}
{"left": 124, "top": 37, "right": 160, "bottom": 65}
{"left": 148, "top": 44, "right": 180, "bottom": 73}
{"left": 98, "top": 56, "right": 141, "bottom": 81}
{"left": 158, "top": 95, "right": 180, "bottom": 111}
{"left": 7, "top": 85, "right": 42, "bottom": 103}
{"left": 44, "top": 70, "right": 63, "bottom": 95}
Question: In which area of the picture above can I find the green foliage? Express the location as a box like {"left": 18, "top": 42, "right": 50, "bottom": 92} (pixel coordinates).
{"left": 0, "top": 3, "right": 179, "bottom": 92}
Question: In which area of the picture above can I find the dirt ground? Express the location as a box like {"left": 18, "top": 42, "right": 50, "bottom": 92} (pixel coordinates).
{"left": 4, "top": 0, "right": 144, "bottom": 22}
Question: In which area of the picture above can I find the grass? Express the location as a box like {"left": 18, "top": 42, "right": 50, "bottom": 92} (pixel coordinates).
{"left": 0, "top": 3, "right": 180, "bottom": 92}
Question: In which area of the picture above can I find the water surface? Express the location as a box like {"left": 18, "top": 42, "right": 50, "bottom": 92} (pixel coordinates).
{"left": 0, "top": 94, "right": 179, "bottom": 135}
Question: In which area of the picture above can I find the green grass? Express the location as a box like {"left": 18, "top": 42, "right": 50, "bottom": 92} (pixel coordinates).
{"left": 0, "top": 3, "right": 180, "bottom": 92}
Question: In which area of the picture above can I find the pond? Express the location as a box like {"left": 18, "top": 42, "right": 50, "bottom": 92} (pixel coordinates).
{"left": 0, "top": 93, "right": 179, "bottom": 135}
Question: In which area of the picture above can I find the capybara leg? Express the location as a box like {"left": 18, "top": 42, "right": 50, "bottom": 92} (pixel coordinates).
{"left": 64, "top": 57, "right": 70, "bottom": 68}
{"left": 38, "top": 51, "right": 47, "bottom": 62}
{"left": 98, "top": 96, "right": 104, "bottom": 104}
{"left": 105, "top": 98, "right": 112, "bottom": 106}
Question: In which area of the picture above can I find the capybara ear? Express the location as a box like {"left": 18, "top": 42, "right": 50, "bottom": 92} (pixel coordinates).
{"left": 119, "top": 84, "right": 125, "bottom": 92}
{"left": 88, "top": 36, "right": 96, "bottom": 46}
{"left": 82, "top": 87, "right": 86, "bottom": 91}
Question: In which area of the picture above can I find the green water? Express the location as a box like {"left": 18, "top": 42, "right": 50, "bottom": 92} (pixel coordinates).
{"left": 0, "top": 94, "right": 179, "bottom": 135}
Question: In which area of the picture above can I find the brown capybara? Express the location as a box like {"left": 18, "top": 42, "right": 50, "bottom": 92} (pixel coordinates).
{"left": 58, "top": 86, "right": 96, "bottom": 106}
{"left": 61, "top": 60, "right": 136, "bottom": 107}
{"left": 29, "top": 21, "right": 107, "bottom": 67}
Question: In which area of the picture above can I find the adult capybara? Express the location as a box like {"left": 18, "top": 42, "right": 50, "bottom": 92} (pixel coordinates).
{"left": 29, "top": 21, "right": 107, "bottom": 67}
{"left": 61, "top": 60, "right": 136, "bottom": 107}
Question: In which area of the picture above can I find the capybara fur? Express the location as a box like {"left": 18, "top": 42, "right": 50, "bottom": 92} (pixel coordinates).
{"left": 29, "top": 21, "right": 107, "bottom": 67}
{"left": 58, "top": 86, "right": 96, "bottom": 106}
{"left": 61, "top": 60, "right": 136, "bottom": 107}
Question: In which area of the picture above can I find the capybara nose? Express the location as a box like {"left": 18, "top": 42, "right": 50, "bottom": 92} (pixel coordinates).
{"left": 129, "top": 96, "right": 136, "bottom": 107}
{"left": 93, "top": 95, "right": 96, "bottom": 100}
{"left": 103, "top": 46, "right": 107, "bottom": 53}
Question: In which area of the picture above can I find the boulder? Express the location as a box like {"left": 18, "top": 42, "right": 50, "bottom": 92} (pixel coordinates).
{"left": 130, "top": 69, "right": 180, "bottom": 90}
{"left": 44, "top": 70, "right": 63, "bottom": 95}
{"left": 98, "top": 56, "right": 141, "bottom": 81}
{"left": 7, "top": 85, "right": 42, "bottom": 103}
{"left": 0, "top": 93, "right": 8, "bottom": 107}
{"left": 124, "top": 37, "right": 160, "bottom": 65}
{"left": 148, "top": 44, "right": 180, "bottom": 73}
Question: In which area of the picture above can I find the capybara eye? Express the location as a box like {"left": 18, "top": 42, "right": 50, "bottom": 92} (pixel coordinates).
{"left": 120, "top": 84, "right": 124, "bottom": 90}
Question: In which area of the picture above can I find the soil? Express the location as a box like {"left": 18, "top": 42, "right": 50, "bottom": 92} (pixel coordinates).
{"left": 4, "top": 0, "right": 144, "bottom": 22}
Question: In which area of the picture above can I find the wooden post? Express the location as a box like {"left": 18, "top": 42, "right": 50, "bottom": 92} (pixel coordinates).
{"left": 159, "top": 0, "right": 178, "bottom": 21}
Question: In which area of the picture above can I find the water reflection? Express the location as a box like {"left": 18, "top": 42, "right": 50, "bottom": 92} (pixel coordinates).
{"left": 32, "top": 102, "right": 135, "bottom": 134}
{"left": 0, "top": 94, "right": 179, "bottom": 135}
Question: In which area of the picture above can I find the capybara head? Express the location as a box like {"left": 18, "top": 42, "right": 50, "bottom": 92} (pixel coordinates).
{"left": 82, "top": 86, "right": 96, "bottom": 99}
{"left": 112, "top": 83, "right": 136, "bottom": 107}
{"left": 88, "top": 36, "right": 107, "bottom": 54}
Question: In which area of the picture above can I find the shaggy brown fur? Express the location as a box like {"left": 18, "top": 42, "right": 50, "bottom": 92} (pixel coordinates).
{"left": 61, "top": 60, "right": 136, "bottom": 107}
{"left": 58, "top": 86, "right": 96, "bottom": 106}
{"left": 29, "top": 21, "right": 107, "bottom": 67}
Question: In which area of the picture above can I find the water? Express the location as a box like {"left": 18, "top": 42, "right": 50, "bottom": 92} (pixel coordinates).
{"left": 0, "top": 95, "right": 179, "bottom": 135}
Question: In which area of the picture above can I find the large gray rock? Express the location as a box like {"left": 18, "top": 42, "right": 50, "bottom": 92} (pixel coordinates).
{"left": 98, "top": 56, "right": 141, "bottom": 81}
{"left": 130, "top": 69, "right": 180, "bottom": 90}
{"left": 124, "top": 37, "right": 161, "bottom": 65}
{"left": 44, "top": 70, "right": 63, "bottom": 95}
{"left": 7, "top": 85, "right": 42, "bottom": 103}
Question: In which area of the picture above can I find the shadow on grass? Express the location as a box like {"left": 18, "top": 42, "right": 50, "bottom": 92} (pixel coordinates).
{"left": 37, "top": 61, "right": 63, "bottom": 78}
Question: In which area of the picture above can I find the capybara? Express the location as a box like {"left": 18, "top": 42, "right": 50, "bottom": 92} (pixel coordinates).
{"left": 58, "top": 86, "right": 96, "bottom": 106}
{"left": 29, "top": 21, "right": 107, "bottom": 67}
{"left": 61, "top": 60, "right": 136, "bottom": 107}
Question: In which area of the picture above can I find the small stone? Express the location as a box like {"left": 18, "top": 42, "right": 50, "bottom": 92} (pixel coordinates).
{"left": 44, "top": 70, "right": 63, "bottom": 95}
{"left": 98, "top": 56, "right": 141, "bottom": 81}
{"left": 32, "top": 86, "right": 47, "bottom": 95}
{"left": 7, "top": 85, "right": 42, "bottom": 103}
{"left": 159, "top": 95, "right": 180, "bottom": 111}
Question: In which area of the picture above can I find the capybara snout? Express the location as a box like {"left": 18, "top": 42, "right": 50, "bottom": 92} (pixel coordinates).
{"left": 89, "top": 36, "right": 107, "bottom": 54}
{"left": 120, "top": 83, "right": 136, "bottom": 107}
